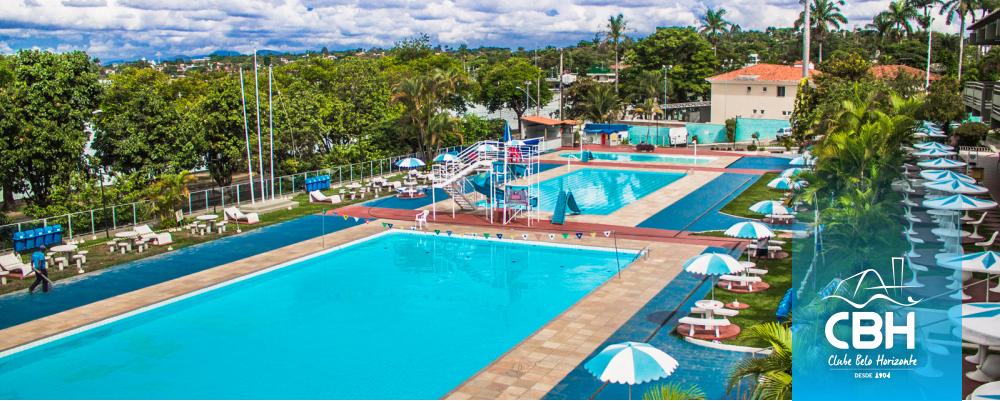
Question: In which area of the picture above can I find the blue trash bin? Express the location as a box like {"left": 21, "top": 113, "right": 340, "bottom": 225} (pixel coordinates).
{"left": 320, "top": 175, "right": 331, "bottom": 190}
{"left": 306, "top": 178, "right": 313, "bottom": 192}
{"left": 51, "top": 224, "right": 63, "bottom": 244}
{"left": 30, "top": 228, "right": 45, "bottom": 249}
{"left": 13, "top": 232, "right": 26, "bottom": 252}
{"left": 42, "top": 226, "right": 55, "bottom": 246}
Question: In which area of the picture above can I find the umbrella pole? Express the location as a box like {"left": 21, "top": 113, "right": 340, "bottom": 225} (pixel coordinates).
{"left": 629, "top": 384, "right": 631, "bottom": 400}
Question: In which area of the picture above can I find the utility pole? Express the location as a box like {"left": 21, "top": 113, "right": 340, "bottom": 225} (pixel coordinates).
{"left": 559, "top": 50, "right": 564, "bottom": 121}
{"left": 536, "top": 75, "right": 541, "bottom": 117}
{"left": 803, "top": 0, "right": 811, "bottom": 78}
{"left": 926, "top": 18, "right": 934, "bottom": 92}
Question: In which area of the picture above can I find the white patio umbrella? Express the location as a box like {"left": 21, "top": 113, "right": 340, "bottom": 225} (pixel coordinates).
{"left": 475, "top": 144, "right": 498, "bottom": 152}
{"left": 780, "top": 168, "right": 805, "bottom": 177}
{"left": 584, "top": 342, "right": 679, "bottom": 400}
{"left": 922, "top": 179, "right": 988, "bottom": 195}
{"left": 724, "top": 221, "right": 776, "bottom": 239}
{"left": 767, "top": 177, "right": 806, "bottom": 190}
{"left": 913, "top": 142, "right": 954, "bottom": 150}
{"left": 395, "top": 157, "right": 426, "bottom": 169}
{"left": 432, "top": 153, "right": 458, "bottom": 163}
{"left": 749, "top": 200, "right": 793, "bottom": 215}
{"left": 505, "top": 139, "right": 526, "bottom": 146}
{"left": 913, "top": 148, "right": 957, "bottom": 157}
{"left": 917, "top": 158, "right": 966, "bottom": 169}
{"left": 684, "top": 252, "right": 745, "bottom": 300}
{"left": 919, "top": 170, "right": 976, "bottom": 183}
{"left": 789, "top": 156, "right": 807, "bottom": 166}
{"left": 922, "top": 194, "right": 998, "bottom": 211}
{"left": 939, "top": 251, "right": 1000, "bottom": 302}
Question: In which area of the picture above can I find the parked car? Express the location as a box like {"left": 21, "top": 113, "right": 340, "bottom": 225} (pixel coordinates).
{"left": 776, "top": 127, "right": 793, "bottom": 139}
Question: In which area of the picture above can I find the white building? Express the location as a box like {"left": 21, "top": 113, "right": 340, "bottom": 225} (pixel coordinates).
{"left": 705, "top": 63, "right": 818, "bottom": 123}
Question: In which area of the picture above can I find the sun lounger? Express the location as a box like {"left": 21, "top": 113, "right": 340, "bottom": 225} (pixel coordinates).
{"left": 224, "top": 206, "right": 260, "bottom": 224}
{"left": 678, "top": 316, "right": 731, "bottom": 338}
{"left": 134, "top": 224, "right": 174, "bottom": 245}
{"left": 309, "top": 190, "right": 342, "bottom": 204}
{"left": 0, "top": 253, "right": 33, "bottom": 279}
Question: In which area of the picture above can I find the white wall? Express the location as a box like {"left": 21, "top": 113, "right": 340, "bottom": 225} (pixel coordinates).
{"left": 710, "top": 81, "right": 798, "bottom": 123}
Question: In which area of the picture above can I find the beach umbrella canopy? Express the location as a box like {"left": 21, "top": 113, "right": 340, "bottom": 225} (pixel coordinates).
{"left": 684, "top": 253, "right": 745, "bottom": 275}
{"left": 913, "top": 142, "right": 954, "bottom": 150}
{"left": 395, "top": 157, "right": 425, "bottom": 169}
{"left": 780, "top": 168, "right": 805, "bottom": 177}
{"left": 750, "top": 200, "right": 793, "bottom": 215}
{"left": 917, "top": 158, "right": 966, "bottom": 169}
{"left": 919, "top": 170, "right": 976, "bottom": 183}
{"left": 913, "top": 131, "right": 929, "bottom": 138}
{"left": 475, "top": 144, "right": 498, "bottom": 152}
{"left": 922, "top": 194, "right": 998, "bottom": 210}
{"left": 433, "top": 153, "right": 458, "bottom": 163}
{"left": 506, "top": 139, "right": 526, "bottom": 146}
{"left": 789, "top": 156, "right": 807, "bottom": 166}
{"left": 584, "top": 342, "right": 679, "bottom": 399}
{"left": 724, "top": 221, "right": 776, "bottom": 239}
{"left": 913, "top": 148, "right": 957, "bottom": 157}
{"left": 939, "top": 251, "right": 1000, "bottom": 273}
{"left": 767, "top": 177, "right": 806, "bottom": 190}
{"left": 927, "top": 131, "right": 947, "bottom": 138}
{"left": 922, "top": 179, "right": 988, "bottom": 194}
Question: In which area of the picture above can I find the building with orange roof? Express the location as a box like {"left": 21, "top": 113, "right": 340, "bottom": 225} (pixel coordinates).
{"left": 519, "top": 116, "right": 577, "bottom": 147}
{"left": 706, "top": 63, "right": 818, "bottom": 123}
{"left": 869, "top": 65, "right": 940, "bottom": 83}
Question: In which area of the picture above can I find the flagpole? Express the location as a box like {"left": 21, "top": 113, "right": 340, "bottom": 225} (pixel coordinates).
{"left": 254, "top": 50, "right": 265, "bottom": 202}
{"left": 239, "top": 69, "right": 256, "bottom": 204}
{"left": 269, "top": 64, "right": 275, "bottom": 201}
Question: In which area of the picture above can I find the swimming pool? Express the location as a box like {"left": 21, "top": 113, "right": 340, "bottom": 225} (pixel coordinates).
{"left": 537, "top": 168, "right": 684, "bottom": 215}
{"left": 559, "top": 152, "right": 718, "bottom": 165}
{"left": 0, "top": 231, "right": 632, "bottom": 399}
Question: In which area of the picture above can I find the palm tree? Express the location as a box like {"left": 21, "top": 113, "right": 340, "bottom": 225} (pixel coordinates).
{"left": 885, "top": 1, "right": 919, "bottom": 40}
{"left": 866, "top": 13, "right": 897, "bottom": 51}
{"left": 633, "top": 69, "right": 670, "bottom": 103}
{"left": 583, "top": 85, "right": 622, "bottom": 124}
{"left": 725, "top": 323, "right": 792, "bottom": 400}
{"left": 145, "top": 171, "right": 196, "bottom": 222}
{"left": 633, "top": 98, "right": 661, "bottom": 142}
{"left": 698, "top": 7, "right": 732, "bottom": 56}
{"left": 390, "top": 69, "right": 467, "bottom": 161}
{"left": 908, "top": 0, "right": 942, "bottom": 31}
{"left": 643, "top": 383, "right": 707, "bottom": 400}
{"left": 795, "top": 0, "right": 848, "bottom": 62}
{"left": 940, "top": 0, "right": 977, "bottom": 80}
{"left": 601, "top": 14, "right": 633, "bottom": 93}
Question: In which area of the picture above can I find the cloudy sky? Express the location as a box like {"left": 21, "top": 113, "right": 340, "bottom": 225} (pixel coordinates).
{"left": 1, "top": 0, "right": 962, "bottom": 62}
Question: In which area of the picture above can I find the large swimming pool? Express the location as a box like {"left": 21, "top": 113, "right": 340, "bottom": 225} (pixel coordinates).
{"left": 537, "top": 168, "right": 684, "bottom": 215}
{"left": 560, "top": 151, "right": 718, "bottom": 165}
{"left": 0, "top": 231, "right": 631, "bottom": 399}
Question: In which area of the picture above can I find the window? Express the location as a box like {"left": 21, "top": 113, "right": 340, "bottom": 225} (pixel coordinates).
{"left": 761, "top": 110, "right": 765, "bottom": 115}
{"left": 777, "top": 86, "right": 786, "bottom": 97}
{"left": 763, "top": 87, "right": 768, "bottom": 93}
{"left": 753, "top": 109, "right": 757, "bottom": 114}
{"left": 747, "top": 86, "right": 752, "bottom": 93}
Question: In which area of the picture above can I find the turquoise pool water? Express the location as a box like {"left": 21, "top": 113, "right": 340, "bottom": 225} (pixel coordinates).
{"left": 0, "top": 232, "right": 630, "bottom": 399}
{"left": 559, "top": 152, "right": 717, "bottom": 164}
{"left": 537, "top": 168, "right": 684, "bottom": 215}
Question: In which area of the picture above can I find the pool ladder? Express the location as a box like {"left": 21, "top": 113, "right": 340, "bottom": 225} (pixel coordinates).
{"left": 629, "top": 246, "right": 650, "bottom": 264}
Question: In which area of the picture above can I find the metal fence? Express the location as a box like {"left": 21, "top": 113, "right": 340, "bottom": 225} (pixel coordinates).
{"left": 0, "top": 145, "right": 468, "bottom": 251}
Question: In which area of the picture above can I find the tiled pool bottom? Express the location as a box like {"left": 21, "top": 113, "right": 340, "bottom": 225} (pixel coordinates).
{"left": 0, "top": 232, "right": 633, "bottom": 399}
{"left": 536, "top": 168, "right": 684, "bottom": 215}
{"left": 559, "top": 152, "right": 718, "bottom": 165}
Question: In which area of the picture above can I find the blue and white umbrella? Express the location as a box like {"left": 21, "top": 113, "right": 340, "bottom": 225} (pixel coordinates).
{"left": 750, "top": 200, "right": 793, "bottom": 215}
{"left": 923, "top": 194, "right": 998, "bottom": 211}
{"left": 919, "top": 170, "right": 976, "bottom": 183}
{"left": 939, "top": 251, "right": 1000, "bottom": 273}
{"left": 767, "top": 177, "right": 806, "bottom": 190}
{"left": 506, "top": 139, "right": 526, "bottom": 146}
{"left": 922, "top": 179, "right": 988, "bottom": 195}
{"left": 789, "top": 156, "right": 808, "bottom": 166}
{"left": 724, "top": 221, "right": 776, "bottom": 239}
{"left": 433, "top": 153, "right": 458, "bottom": 163}
{"left": 917, "top": 158, "right": 967, "bottom": 169}
{"left": 780, "top": 168, "right": 805, "bottom": 177}
{"left": 395, "top": 157, "right": 426, "bottom": 169}
{"left": 476, "top": 144, "right": 498, "bottom": 152}
{"left": 913, "top": 148, "right": 957, "bottom": 157}
{"left": 913, "top": 142, "right": 953, "bottom": 150}
{"left": 684, "top": 252, "right": 745, "bottom": 300}
{"left": 584, "top": 342, "right": 679, "bottom": 399}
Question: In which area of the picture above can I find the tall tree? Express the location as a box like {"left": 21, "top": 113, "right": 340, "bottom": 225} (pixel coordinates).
{"left": 600, "top": 13, "right": 633, "bottom": 93}
{"left": 698, "top": 7, "right": 732, "bottom": 56}
{"left": 884, "top": 1, "right": 919, "bottom": 40}
{"left": 866, "top": 13, "right": 898, "bottom": 51}
{"left": 940, "top": 0, "right": 977, "bottom": 80}
{"left": 628, "top": 27, "right": 718, "bottom": 102}
{"left": 795, "top": 0, "right": 848, "bottom": 62}
{"left": 583, "top": 84, "right": 623, "bottom": 123}
{"left": 475, "top": 58, "right": 552, "bottom": 134}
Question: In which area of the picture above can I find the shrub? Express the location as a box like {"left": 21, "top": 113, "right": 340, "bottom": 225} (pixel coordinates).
{"left": 747, "top": 144, "right": 758, "bottom": 151}
{"left": 691, "top": 134, "right": 700, "bottom": 144}
{"left": 955, "top": 122, "right": 989, "bottom": 146}
{"left": 636, "top": 144, "right": 656, "bottom": 152}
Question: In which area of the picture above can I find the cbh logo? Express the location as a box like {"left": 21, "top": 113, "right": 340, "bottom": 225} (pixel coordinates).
{"left": 822, "top": 258, "right": 922, "bottom": 350}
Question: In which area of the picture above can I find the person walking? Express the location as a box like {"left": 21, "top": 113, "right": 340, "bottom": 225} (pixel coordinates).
{"left": 29, "top": 245, "right": 52, "bottom": 295}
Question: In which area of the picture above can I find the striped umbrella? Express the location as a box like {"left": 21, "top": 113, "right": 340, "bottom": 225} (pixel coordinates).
{"left": 922, "top": 179, "right": 988, "bottom": 194}
{"left": 506, "top": 139, "right": 526, "bottom": 146}
{"left": 724, "top": 221, "right": 776, "bottom": 239}
{"left": 584, "top": 342, "right": 679, "bottom": 399}
{"left": 475, "top": 144, "right": 498, "bottom": 152}
{"left": 395, "top": 158, "right": 426, "bottom": 169}
{"left": 750, "top": 200, "right": 793, "bottom": 215}
{"left": 767, "top": 177, "right": 806, "bottom": 190}
{"left": 913, "top": 148, "right": 957, "bottom": 157}
{"left": 919, "top": 170, "right": 976, "bottom": 183}
{"left": 917, "top": 158, "right": 967, "bottom": 169}
{"left": 923, "top": 194, "right": 998, "bottom": 211}
{"left": 913, "top": 142, "right": 954, "bottom": 150}
{"left": 684, "top": 252, "right": 745, "bottom": 300}
{"left": 432, "top": 153, "right": 458, "bottom": 163}
{"left": 789, "top": 156, "right": 807, "bottom": 166}
{"left": 939, "top": 251, "right": 1000, "bottom": 273}
{"left": 780, "top": 168, "right": 805, "bottom": 177}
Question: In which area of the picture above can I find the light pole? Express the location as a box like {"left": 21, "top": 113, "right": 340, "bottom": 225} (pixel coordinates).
{"left": 803, "top": 0, "right": 811, "bottom": 78}
{"left": 559, "top": 49, "right": 565, "bottom": 121}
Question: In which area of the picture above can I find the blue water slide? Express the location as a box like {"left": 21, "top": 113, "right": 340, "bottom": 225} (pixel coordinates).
{"left": 566, "top": 191, "right": 582, "bottom": 214}
{"left": 776, "top": 288, "right": 796, "bottom": 323}
{"left": 551, "top": 190, "right": 568, "bottom": 225}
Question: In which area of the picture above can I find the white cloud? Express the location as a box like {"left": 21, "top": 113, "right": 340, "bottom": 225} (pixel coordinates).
{"left": 0, "top": 0, "right": 966, "bottom": 62}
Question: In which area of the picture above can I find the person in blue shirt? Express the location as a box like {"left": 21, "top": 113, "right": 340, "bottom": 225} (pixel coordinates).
{"left": 29, "top": 244, "right": 52, "bottom": 295}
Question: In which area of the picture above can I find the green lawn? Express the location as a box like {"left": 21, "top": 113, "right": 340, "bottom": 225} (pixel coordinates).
{"left": 718, "top": 173, "right": 784, "bottom": 220}
{"left": 0, "top": 175, "right": 406, "bottom": 296}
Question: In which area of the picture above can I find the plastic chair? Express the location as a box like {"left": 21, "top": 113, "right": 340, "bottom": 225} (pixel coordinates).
{"left": 904, "top": 254, "right": 927, "bottom": 288}
{"left": 976, "top": 231, "right": 999, "bottom": 252}
{"left": 905, "top": 232, "right": 923, "bottom": 258}
{"left": 968, "top": 212, "right": 988, "bottom": 239}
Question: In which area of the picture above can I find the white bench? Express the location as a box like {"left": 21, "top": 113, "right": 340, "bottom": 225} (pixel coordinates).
{"left": 53, "top": 257, "right": 67, "bottom": 271}
{"left": 746, "top": 268, "right": 768, "bottom": 275}
{"left": 720, "top": 275, "right": 763, "bottom": 291}
{"left": 678, "top": 317, "right": 731, "bottom": 338}
{"left": 691, "top": 307, "right": 739, "bottom": 317}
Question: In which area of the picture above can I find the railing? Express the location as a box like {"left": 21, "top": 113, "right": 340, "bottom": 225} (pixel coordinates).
{"left": 0, "top": 145, "right": 468, "bottom": 251}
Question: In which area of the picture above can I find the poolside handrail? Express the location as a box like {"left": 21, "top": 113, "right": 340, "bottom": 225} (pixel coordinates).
{"left": 629, "top": 246, "right": 649, "bottom": 265}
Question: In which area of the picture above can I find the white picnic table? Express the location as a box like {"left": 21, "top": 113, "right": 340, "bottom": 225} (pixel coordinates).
{"left": 197, "top": 214, "right": 219, "bottom": 233}
{"left": 720, "top": 274, "right": 762, "bottom": 291}
{"left": 345, "top": 184, "right": 362, "bottom": 189}
{"left": 949, "top": 303, "right": 1000, "bottom": 382}
{"left": 115, "top": 231, "right": 138, "bottom": 251}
